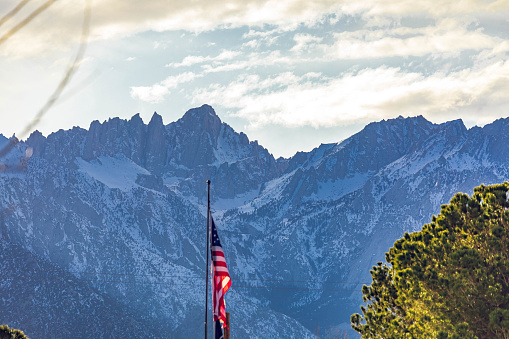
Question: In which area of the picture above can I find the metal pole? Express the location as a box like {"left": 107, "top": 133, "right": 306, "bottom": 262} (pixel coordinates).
{"left": 204, "top": 180, "right": 211, "bottom": 339}
{"left": 225, "top": 312, "right": 230, "bottom": 339}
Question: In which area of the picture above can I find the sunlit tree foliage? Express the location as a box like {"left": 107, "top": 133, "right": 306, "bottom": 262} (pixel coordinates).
{"left": 351, "top": 183, "right": 509, "bottom": 338}
{"left": 0, "top": 324, "right": 29, "bottom": 339}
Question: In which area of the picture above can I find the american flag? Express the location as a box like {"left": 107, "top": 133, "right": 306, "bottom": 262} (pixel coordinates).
{"left": 210, "top": 215, "right": 231, "bottom": 330}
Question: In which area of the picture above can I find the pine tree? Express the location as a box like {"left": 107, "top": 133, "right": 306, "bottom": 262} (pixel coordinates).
{"left": 351, "top": 182, "right": 509, "bottom": 338}
{"left": 0, "top": 325, "right": 29, "bottom": 339}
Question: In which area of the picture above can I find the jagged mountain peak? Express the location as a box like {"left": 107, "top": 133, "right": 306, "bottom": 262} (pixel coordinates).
{"left": 148, "top": 111, "right": 163, "bottom": 125}
{"left": 480, "top": 116, "right": 509, "bottom": 135}
{"left": 167, "top": 104, "right": 262, "bottom": 165}
{"left": 19, "top": 106, "right": 283, "bottom": 200}
{"left": 129, "top": 112, "right": 143, "bottom": 125}
{"left": 25, "top": 130, "right": 45, "bottom": 152}
{"left": 184, "top": 103, "right": 217, "bottom": 117}
{"left": 3, "top": 107, "right": 509, "bottom": 338}
{"left": 178, "top": 104, "right": 221, "bottom": 130}
{"left": 364, "top": 114, "right": 434, "bottom": 133}
{"left": 439, "top": 118, "right": 467, "bottom": 139}
{"left": 464, "top": 116, "right": 509, "bottom": 163}
{"left": 27, "top": 129, "right": 44, "bottom": 140}
{"left": 279, "top": 115, "right": 467, "bottom": 204}
{"left": 288, "top": 115, "right": 437, "bottom": 173}
{"left": 168, "top": 105, "right": 225, "bottom": 160}
{"left": 156, "top": 105, "right": 287, "bottom": 199}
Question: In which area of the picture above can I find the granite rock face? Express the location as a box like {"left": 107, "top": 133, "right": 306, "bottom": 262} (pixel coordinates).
{"left": 1, "top": 105, "right": 509, "bottom": 338}
{"left": 164, "top": 104, "right": 283, "bottom": 199}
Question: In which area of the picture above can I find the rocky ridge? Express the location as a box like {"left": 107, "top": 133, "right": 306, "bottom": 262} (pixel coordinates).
{"left": 1, "top": 105, "right": 508, "bottom": 337}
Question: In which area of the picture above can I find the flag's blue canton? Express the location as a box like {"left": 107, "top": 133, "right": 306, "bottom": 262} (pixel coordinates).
{"left": 211, "top": 218, "right": 222, "bottom": 247}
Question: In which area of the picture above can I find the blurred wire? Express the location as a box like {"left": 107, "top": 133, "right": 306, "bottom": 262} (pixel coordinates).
{"left": 0, "top": 274, "right": 363, "bottom": 292}
{"left": 1, "top": 266, "right": 367, "bottom": 286}
{"left": 0, "top": 0, "right": 32, "bottom": 28}
{"left": 18, "top": 0, "right": 91, "bottom": 139}
{"left": 0, "top": 0, "right": 92, "bottom": 160}
{"left": 0, "top": 0, "right": 55, "bottom": 45}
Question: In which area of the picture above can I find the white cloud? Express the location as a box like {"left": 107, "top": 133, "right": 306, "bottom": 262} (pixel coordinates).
{"left": 165, "top": 18, "right": 507, "bottom": 75}
{"left": 291, "top": 34, "right": 324, "bottom": 52}
{"left": 205, "top": 51, "right": 295, "bottom": 72}
{"left": 123, "top": 0, "right": 508, "bottom": 125}
{"left": 129, "top": 84, "right": 169, "bottom": 103}
{"left": 242, "top": 39, "right": 260, "bottom": 49}
{"left": 0, "top": 0, "right": 342, "bottom": 58}
{"left": 161, "top": 72, "right": 199, "bottom": 87}
{"left": 131, "top": 49, "right": 295, "bottom": 104}
{"left": 346, "top": 0, "right": 509, "bottom": 19}
{"left": 167, "top": 56, "right": 209, "bottom": 68}
{"left": 167, "top": 50, "right": 241, "bottom": 68}
{"left": 192, "top": 60, "right": 509, "bottom": 128}
{"left": 241, "top": 27, "right": 287, "bottom": 49}
{"left": 243, "top": 28, "right": 283, "bottom": 39}
{"left": 2, "top": 0, "right": 507, "bottom": 58}
{"left": 166, "top": 49, "right": 297, "bottom": 74}
{"left": 130, "top": 72, "right": 200, "bottom": 103}
{"left": 328, "top": 18, "right": 504, "bottom": 59}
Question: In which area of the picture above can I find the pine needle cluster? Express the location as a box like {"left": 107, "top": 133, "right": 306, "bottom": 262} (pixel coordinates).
{"left": 351, "top": 183, "right": 509, "bottom": 338}
{"left": 0, "top": 325, "right": 29, "bottom": 339}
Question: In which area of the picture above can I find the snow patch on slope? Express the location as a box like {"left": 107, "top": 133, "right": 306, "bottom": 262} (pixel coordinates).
{"left": 310, "top": 173, "right": 371, "bottom": 202}
{"left": 239, "top": 170, "right": 295, "bottom": 213}
{"left": 214, "top": 186, "right": 261, "bottom": 211}
{"left": 213, "top": 125, "right": 251, "bottom": 165}
{"left": 76, "top": 156, "right": 150, "bottom": 191}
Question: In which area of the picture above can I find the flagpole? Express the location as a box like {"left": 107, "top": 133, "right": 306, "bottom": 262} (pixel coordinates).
{"left": 204, "top": 180, "right": 211, "bottom": 339}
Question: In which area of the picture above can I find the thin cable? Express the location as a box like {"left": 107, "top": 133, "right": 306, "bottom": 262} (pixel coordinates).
{"left": 2, "top": 274, "right": 198, "bottom": 287}
{"left": 0, "top": 0, "right": 56, "bottom": 45}
{"left": 0, "top": 0, "right": 91, "bottom": 159}
{"left": 0, "top": 274, "right": 363, "bottom": 292}
{"left": 231, "top": 285, "right": 360, "bottom": 292}
{"left": 1, "top": 266, "right": 367, "bottom": 286}
{"left": 239, "top": 277, "right": 365, "bottom": 285}
{"left": 17, "top": 0, "right": 91, "bottom": 139}
{"left": 0, "top": 0, "right": 32, "bottom": 28}
{"left": 1, "top": 266, "right": 197, "bottom": 279}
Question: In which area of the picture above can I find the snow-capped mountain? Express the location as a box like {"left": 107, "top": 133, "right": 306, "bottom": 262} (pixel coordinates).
{"left": 1, "top": 105, "right": 508, "bottom": 338}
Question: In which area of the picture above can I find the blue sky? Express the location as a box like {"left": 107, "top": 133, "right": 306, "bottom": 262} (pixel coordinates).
{"left": 1, "top": 0, "right": 508, "bottom": 157}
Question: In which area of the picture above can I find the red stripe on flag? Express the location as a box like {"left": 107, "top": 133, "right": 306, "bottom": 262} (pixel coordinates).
{"left": 210, "top": 216, "right": 231, "bottom": 329}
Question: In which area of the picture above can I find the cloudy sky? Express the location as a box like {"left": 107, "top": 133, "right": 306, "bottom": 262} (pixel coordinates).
{"left": 0, "top": 0, "right": 508, "bottom": 157}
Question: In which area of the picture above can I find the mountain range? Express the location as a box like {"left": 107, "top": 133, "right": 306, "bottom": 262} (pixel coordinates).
{"left": 1, "top": 104, "right": 508, "bottom": 338}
